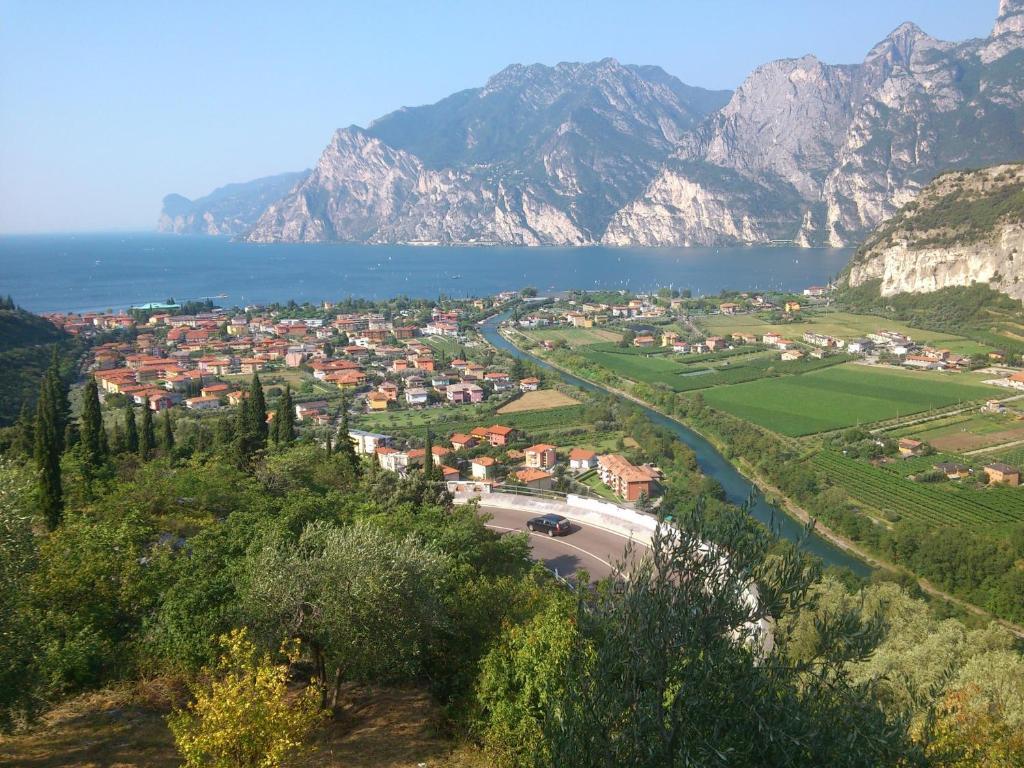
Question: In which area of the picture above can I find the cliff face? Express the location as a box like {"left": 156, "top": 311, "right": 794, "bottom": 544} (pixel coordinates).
{"left": 163, "top": 2, "right": 1024, "bottom": 248}
{"left": 244, "top": 60, "right": 729, "bottom": 245}
{"left": 846, "top": 163, "right": 1024, "bottom": 298}
{"left": 605, "top": 3, "right": 1024, "bottom": 247}
{"left": 157, "top": 172, "right": 308, "bottom": 236}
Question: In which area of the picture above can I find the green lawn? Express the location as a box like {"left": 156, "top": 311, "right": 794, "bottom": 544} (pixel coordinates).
{"left": 523, "top": 328, "right": 622, "bottom": 348}
{"left": 702, "top": 364, "right": 999, "bottom": 437}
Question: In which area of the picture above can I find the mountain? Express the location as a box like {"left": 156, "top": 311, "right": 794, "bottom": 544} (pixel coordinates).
{"left": 0, "top": 305, "right": 69, "bottom": 426}
{"left": 243, "top": 60, "right": 730, "bottom": 244}
{"left": 845, "top": 162, "right": 1024, "bottom": 297}
{"left": 158, "top": 171, "right": 309, "bottom": 236}
{"left": 604, "top": 0, "right": 1024, "bottom": 247}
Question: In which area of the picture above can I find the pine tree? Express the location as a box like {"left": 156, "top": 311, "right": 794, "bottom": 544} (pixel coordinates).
{"left": 79, "top": 377, "right": 107, "bottom": 468}
{"left": 160, "top": 410, "right": 175, "bottom": 454}
{"left": 33, "top": 378, "right": 62, "bottom": 530}
{"left": 124, "top": 405, "right": 139, "bottom": 453}
{"left": 140, "top": 405, "right": 156, "bottom": 461}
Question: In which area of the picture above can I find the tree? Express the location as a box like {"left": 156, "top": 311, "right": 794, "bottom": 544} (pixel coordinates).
{"left": 139, "top": 406, "right": 156, "bottom": 461}
{"left": 239, "top": 521, "right": 449, "bottom": 708}
{"left": 334, "top": 395, "right": 359, "bottom": 475}
{"left": 33, "top": 376, "right": 62, "bottom": 530}
{"left": 124, "top": 405, "right": 139, "bottom": 454}
{"left": 79, "top": 377, "right": 107, "bottom": 469}
{"left": 168, "top": 628, "right": 323, "bottom": 768}
{"left": 248, "top": 374, "right": 268, "bottom": 445}
{"left": 13, "top": 399, "right": 34, "bottom": 458}
{"left": 423, "top": 429, "right": 436, "bottom": 480}
{"left": 272, "top": 387, "right": 295, "bottom": 446}
{"left": 160, "top": 410, "right": 175, "bottom": 455}
{"left": 492, "top": 512, "right": 917, "bottom": 768}
{"left": 46, "top": 347, "right": 69, "bottom": 455}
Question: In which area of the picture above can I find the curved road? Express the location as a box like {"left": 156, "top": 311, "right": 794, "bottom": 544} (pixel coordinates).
{"left": 481, "top": 505, "right": 647, "bottom": 581}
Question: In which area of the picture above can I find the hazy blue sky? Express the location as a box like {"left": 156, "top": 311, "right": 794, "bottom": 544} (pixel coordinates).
{"left": 0, "top": 0, "right": 999, "bottom": 233}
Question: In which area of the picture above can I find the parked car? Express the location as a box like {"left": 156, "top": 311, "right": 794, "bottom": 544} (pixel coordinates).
{"left": 527, "top": 514, "right": 571, "bottom": 537}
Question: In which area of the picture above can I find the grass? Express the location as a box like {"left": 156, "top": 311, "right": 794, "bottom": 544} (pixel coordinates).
{"left": 578, "top": 470, "right": 619, "bottom": 501}
{"left": 897, "top": 412, "right": 1024, "bottom": 453}
{"left": 0, "top": 682, "right": 486, "bottom": 768}
{"left": 497, "top": 389, "right": 580, "bottom": 413}
{"left": 702, "top": 364, "right": 998, "bottom": 437}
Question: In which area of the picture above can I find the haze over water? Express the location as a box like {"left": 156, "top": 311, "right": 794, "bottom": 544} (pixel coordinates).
{"left": 0, "top": 233, "right": 852, "bottom": 313}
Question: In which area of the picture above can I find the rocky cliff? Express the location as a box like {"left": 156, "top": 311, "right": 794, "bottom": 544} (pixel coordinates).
{"left": 846, "top": 163, "right": 1024, "bottom": 298}
{"left": 244, "top": 60, "right": 730, "bottom": 244}
{"left": 158, "top": 172, "right": 308, "bottom": 236}
{"left": 604, "top": 1, "right": 1024, "bottom": 247}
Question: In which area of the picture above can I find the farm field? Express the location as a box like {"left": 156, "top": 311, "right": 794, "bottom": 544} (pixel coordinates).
{"left": 700, "top": 311, "right": 972, "bottom": 346}
{"left": 523, "top": 327, "right": 622, "bottom": 347}
{"left": 701, "top": 364, "right": 998, "bottom": 437}
{"left": 895, "top": 412, "right": 1024, "bottom": 453}
{"left": 497, "top": 389, "right": 579, "bottom": 413}
{"left": 812, "top": 451, "right": 1024, "bottom": 530}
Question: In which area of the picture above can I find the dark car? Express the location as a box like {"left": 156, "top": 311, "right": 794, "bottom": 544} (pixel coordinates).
{"left": 527, "top": 514, "right": 571, "bottom": 537}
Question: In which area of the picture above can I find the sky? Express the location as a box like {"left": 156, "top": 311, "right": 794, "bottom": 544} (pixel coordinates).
{"left": 0, "top": 0, "right": 999, "bottom": 234}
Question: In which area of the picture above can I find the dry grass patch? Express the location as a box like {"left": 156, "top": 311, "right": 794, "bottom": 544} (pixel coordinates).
{"left": 497, "top": 389, "right": 580, "bottom": 414}
{"left": 0, "top": 683, "right": 484, "bottom": 768}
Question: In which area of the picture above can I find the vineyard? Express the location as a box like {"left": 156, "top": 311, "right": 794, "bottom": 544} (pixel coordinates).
{"left": 812, "top": 451, "right": 1024, "bottom": 529}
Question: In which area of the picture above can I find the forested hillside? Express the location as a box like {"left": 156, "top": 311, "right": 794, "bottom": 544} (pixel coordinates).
{"left": 0, "top": 299, "right": 70, "bottom": 426}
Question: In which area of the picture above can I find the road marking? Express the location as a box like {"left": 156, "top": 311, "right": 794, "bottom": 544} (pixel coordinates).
{"left": 485, "top": 524, "right": 617, "bottom": 571}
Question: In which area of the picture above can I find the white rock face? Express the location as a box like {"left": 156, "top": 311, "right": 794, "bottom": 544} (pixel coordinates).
{"left": 847, "top": 164, "right": 1024, "bottom": 298}
{"left": 602, "top": 172, "right": 767, "bottom": 246}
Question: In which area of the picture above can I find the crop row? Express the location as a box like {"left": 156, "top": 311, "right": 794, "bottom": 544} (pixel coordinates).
{"left": 812, "top": 452, "right": 1024, "bottom": 528}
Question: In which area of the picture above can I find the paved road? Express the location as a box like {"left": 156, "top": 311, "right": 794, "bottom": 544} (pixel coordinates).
{"left": 481, "top": 505, "right": 647, "bottom": 581}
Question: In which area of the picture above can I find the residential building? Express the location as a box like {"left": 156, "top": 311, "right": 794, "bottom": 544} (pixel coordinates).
{"left": 898, "top": 438, "right": 924, "bottom": 457}
{"left": 486, "top": 425, "right": 516, "bottom": 447}
{"left": 984, "top": 463, "right": 1021, "bottom": 486}
{"left": 405, "top": 387, "right": 429, "bottom": 406}
{"left": 348, "top": 430, "right": 393, "bottom": 456}
{"left": 471, "top": 456, "right": 496, "bottom": 480}
{"left": 450, "top": 433, "right": 479, "bottom": 451}
{"left": 524, "top": 443, "right": 557, "bottom": 470}
{"left": 568, "top": 448, "right": 597, "bottom": 471}
{"left": 447, "top": 382, "right": 484, "bottom": 404}
{"left": 519, "top": 377, "right": 541, "bottom": 392}
{"left": 597, "top": 454, "right": 660, "bottom": 502}
{"left": 515, "top": 468, "right": 554, "bottom": 490}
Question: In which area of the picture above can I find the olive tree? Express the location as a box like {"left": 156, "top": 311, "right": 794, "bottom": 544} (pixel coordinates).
{"left": 238, "top": 520, "right": 450, "bottom": 707}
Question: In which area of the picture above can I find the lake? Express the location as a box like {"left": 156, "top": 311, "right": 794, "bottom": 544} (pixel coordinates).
{"left": 0, "top": 233, "right": 852, "bottom": 313}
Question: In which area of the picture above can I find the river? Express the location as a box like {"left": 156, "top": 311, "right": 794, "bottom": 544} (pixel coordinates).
{"left": 480, "top": 311, "right": 872, "bottom": 575}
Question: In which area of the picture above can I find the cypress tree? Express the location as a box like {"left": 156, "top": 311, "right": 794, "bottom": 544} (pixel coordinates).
{"left": 248, "top": 374, "right": 268, "bottom": 447}
{"left": 423, "top": 429, "right": 435, "bottom": 480}
{"left": 139, "top": 405, "right": 156, "bottom": 461}
{"left": 335, "top": 394, "right": 359, "bottom": 473}
{"left": 275, "top": 386, "right": 295, "bottom": 445}
{"left": 324, "top": 432, "right": 333, "bottom": 455}
{"left": 47, "top": 347, "right": 69, "bottom": 454}
{"left": 79, "top": 377, "right": 107, "bottom": 468}
{"left": 13, "top": 399, "right": 34, "bottom": 458}
{"left": 124, "top": 405, "right": 139, "bottom": 453}
{"left": 160, "top": 410, "right": 175, "bottom": 454}
{"left": 33, "top": 379, "right": 62, "bottom": 530}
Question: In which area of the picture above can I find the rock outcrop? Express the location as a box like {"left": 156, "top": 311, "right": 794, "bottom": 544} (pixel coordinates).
{"left": 846, "top": 163, "right": 1024, "bottom": 298}
{"left": 158, "top": 172, "right": 308, "bottom": 236}
{"left": 244, "top": 60, "right": 729, "bottom": 244}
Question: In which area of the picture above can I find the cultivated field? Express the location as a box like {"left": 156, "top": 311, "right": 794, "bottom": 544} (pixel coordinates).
{"left": 700, "top": 311, "right": 971, "bottom": 346}
{"left": 497, "top": 389, "right": 580, "bottom": 413}
{"left": 812, "top": 451, "right": 1024, "bottom": 530}
{"left": 524, "top": 327, "right": 622, "bottom": 347}
{"left": 701, "top": 364, "right": 998, "bottom": 437}
{"left": 897, "top": 412, "right": 1024, "bottom": 453}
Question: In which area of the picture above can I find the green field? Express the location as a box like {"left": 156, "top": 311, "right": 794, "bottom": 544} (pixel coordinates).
{"left": 813, "top": 451, "right": 1024, "bottom": 530}
{"left": 524, "top": 328, "right": 622, "bottom": 348}
{"left": 702, "top": 364, "right": 998, "bottom": 436}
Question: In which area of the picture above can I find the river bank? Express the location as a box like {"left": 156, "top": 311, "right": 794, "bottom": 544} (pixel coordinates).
{"left": 489, "top": 320, "right": 1024, "bottom": 636}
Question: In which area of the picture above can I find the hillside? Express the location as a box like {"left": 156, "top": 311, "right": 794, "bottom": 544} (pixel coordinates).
{"left": 0, "top": 308, "right": 69, "bottom": 426}
{"left": 846, "top": 163, "right": 1024, "bottom": 298}
{"left": 157, "top": 171, "right": 309, "bottom": 236}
